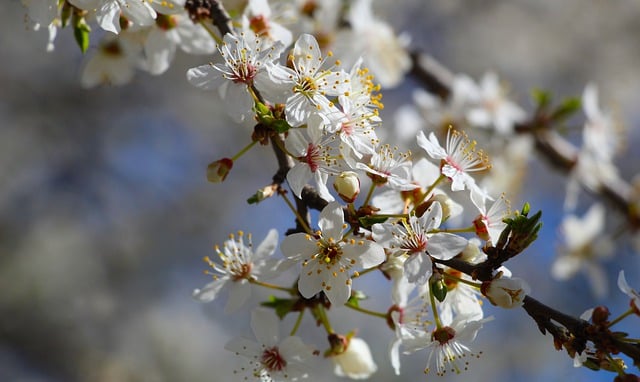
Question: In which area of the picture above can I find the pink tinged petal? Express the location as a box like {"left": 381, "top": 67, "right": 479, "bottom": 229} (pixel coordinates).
{"left": 427, "top": 233, "right": 468, "bottom": 260}
{"left": 404, "top": 253, "right": 433, "bottom": 286}
{"left": 96, "top": 1, "right": 121, "bottom": 34}
{"left": 280, "top": 233, "right": 317, "bottom": 261}
{"left": 192, "top": 278, "right": 228, "bottom": 302}
{"left": 323, "top": 269, "right": 351, "bottom": 305}
{"left": 286, "top": 163, "right": 312, "bottom": 198}
{"left": 251, "top": 308, "right": 279, "bottom": 346}
{"left": 225, "top": 337, "right": 262, "bottom": 357}
{"left": 298, "top": 267, "right": 323, "bottom": 298}
{"left": 319, "top": 202, "right": 344, "bottom": 239}
{"left": 254, "top": 229, "right": 279, "bottom": 261}
{"left": 186, "top": 65, "right": 224, "bottom": 90}
{"left": 224, "top": 281, "right": 251, "bottom": 313}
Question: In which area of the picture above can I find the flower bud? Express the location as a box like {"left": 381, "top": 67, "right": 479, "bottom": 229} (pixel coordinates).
{"left": 332, "top": 337, "right": 378, "bottom": 379}
{"left": 207, "top": 158, "right": 233, "bottom": 183}
{"left": 333, "top": 171, "right": 360, "bottom": 203}
{"left": 481, "top": 277, "right": 530, "bottom": 309}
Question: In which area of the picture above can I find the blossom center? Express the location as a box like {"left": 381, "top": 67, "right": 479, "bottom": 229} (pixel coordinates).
{"left": 432, "top": 326, "right": 456, "bottom": 345}
{"left": 249, "top": 15, "right": 270, "bottom": 37}
{"left": 230, "top": 59, "right": 257, "bottom": 85}
{"left": 301, "top": 143, "right": 321, "bottom": 172}
{"left": 230, "top": 262, "right": 253, "bottom": 281}
{"left": 294, "top": 76, "right": 318, "bottom": 97}
{"left": 320, "top": 242, "right": 343, "bottom": 265}
{"left": 399, "top": 231, "right": 428, "bottom": 254}
{"left": 261, "top": 346, "right": 286, "bottom": 371}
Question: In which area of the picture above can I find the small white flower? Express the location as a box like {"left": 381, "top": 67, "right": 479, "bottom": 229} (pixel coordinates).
{"left": 141, "top": 12, "right": 216, "bottom": 75}
{"left": 332, "top": 0, "right": 410, "bottom": 88}
{"left": 225, "top": 309, "right": 315, "bottom": 381}
{"left": 481, "top": 276, "right": 530, "bottom": 309}
{"left": 552, "top": 203, "right": 614, "bottom": 298}
{"left": 80, "top": 32, "right": 143, "bottom": 88}
{"left": 193, "top": 229, "right": 280, "bottom": 313}
{"left": 332, "top": 337, "right": 378, "bottom": 380}
{"left": 281, "top": 202, "right": 385, "bottom": 305}
{"left": 464, "top": 72, "right": 526, "bottom": 135}
{"left": 356, "top": 145, "right": 417, "bottom": 191}
{"left": 187, "top": 32, "right": 284, "bottom": 122}
{"left": 470, "top": 189, "right": 510, "bottom": 245}
{"left": 373, "top": 203, "right": 468, "bottom": 287}
{"left": 285, "top": 116, "right": 341, "bottom": 201}
{"left": 68, "top": 0, "right": 157, "bottom": 34}
{"left": 242, "top": 0, "right": 293, "bottom": 47}
{"left": 417, "top": 128, "right": 490, "bottom": 194}
{"left": 261, "top": 33, "right": 349, "bottom": 126}
{"left": 403, "top": 314, "right": 487, "bottom": 376}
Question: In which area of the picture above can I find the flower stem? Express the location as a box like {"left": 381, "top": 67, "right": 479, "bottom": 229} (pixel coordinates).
{"left": 313, "top": 305, "right": 334, "bottom": 334}
{"left": 344, "top": 303, "right": 387, "bottom": 319}
{"left": 199, "top": 21, "right": 223, "bottom": 45}
{"left": 608, "top": 307, "right": 635, "bottom": 328}
{"left": 442, "top": 272, "right": 482, "bottom": 289}
{"left": 429, "top": 225, "right": 476, "bottom": 234}
{"left": 352, "top": 265, "right": 379, "bottom": 279}
{"left": 231, "top": 139, "right": 258, "bottom": 161}
{"left": 361, "top": 182, "right": 377, "bottom": 208}
{"left": 249, "top": 279, "right": 295, "bottom": 294}
{"left": 290, "top": 310, "right": 305, "bottom": 336}
{"left": 416, "top": 173, "right": 446, "bottom": 206}
{"left": 280, "top": 192, "right": 314, "bottom": 235}
{"left": 429, "top": 285, "right": 443, "bottom": 329}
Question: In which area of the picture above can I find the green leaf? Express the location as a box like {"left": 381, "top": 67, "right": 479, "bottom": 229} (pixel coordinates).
{"left": 261, "top": 296, "right": 296, "bottom": 319}
{"left": 531, "top": 88, "right": 552, "bottom": 110}
{"left": 72, "top": 13, "right": 91, "bottom": 53}
{"left": 358, "top": 215, "right": 389, "bottom": 228}
{"left": 346, "top": 290, "right": 367, "bottom": 308}
{"left": 550, "top": 97, "right": 581, "bottom": 122}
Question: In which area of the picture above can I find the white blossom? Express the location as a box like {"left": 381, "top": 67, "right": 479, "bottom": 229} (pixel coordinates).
{"left": 281, "top": 202, "right": 385, "bottom": 305}
{"left": 193, "top": 230, "right": 280, "bottom": 313}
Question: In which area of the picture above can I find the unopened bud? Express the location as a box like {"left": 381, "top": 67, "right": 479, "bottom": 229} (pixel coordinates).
{"left": 207, "top": 158, "right": 233, "bottom": 183}
{"left": 331, "top": 337, "right": 378, "bottom": 380}
{"left": 591, "top": 306, "right": 610, "bottom": 324}
{"left": 481, "top": 277, "right": 530, "bottom": 309}
{"left": 333, "top": 171, "right": 360, "bottom": 203}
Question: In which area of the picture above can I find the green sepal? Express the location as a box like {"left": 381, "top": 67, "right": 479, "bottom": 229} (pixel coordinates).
{"left": 261, "top": 295, "right": 296, "bottom": 319}
{"left": 254, "top": 102, "right": 291, "bottom": 133}
{"left": 358, "top": 215, "right": 389, "bottom": 228}
{"left": 550, "top": 97, "right": 581, "bottom": 122}
{"left": 531, "top": 88, "right": 552, "bottom": 110}
{"left": 72, "top": 13, "right": 91, "bottom": 53}
{"left": 60, "top": 2, "right": 72, "bottom": 28}
{"left": 345, "top": 290, "right": 367, "bottom": 308}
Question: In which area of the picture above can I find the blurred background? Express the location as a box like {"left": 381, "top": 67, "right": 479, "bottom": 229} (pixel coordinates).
{"left": 2, "top": 0, "right": 640, "bottom": 381}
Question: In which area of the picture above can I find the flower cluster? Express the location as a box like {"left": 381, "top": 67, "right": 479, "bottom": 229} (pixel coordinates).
{"left": 23, "top": 0, "right": 640, "bottom": 380}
